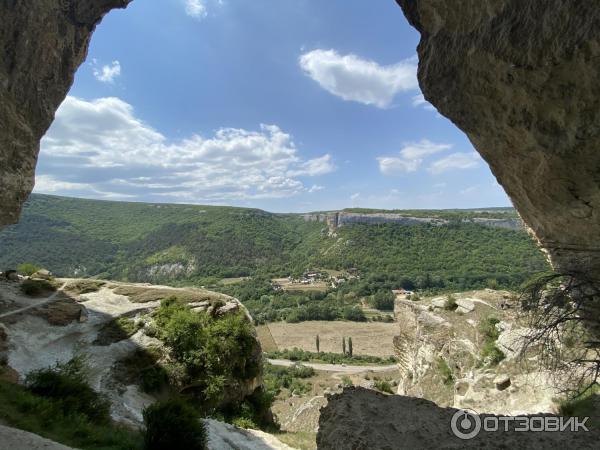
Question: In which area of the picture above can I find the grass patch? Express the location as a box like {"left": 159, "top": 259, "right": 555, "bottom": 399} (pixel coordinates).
{"left": 444, "top": 294, "right": 458, "bottom": 311}
{"left": 275, "top": 431, "right": 317, "bottom": 450}
{"left": 64, "top": 279, "right": 106, "bottom": 295}
{"left": 112, "top": 286, "right": 228, "bottom": 304}
{"left": 436, "top": 357, "right": 454, "bottom": 385}
{"left": 20, "top": 279, "right": 57, "bottom": 297}
{"left": 373, "top": 379, "right": 394, "bottom": 393}
{"left": 265, "top": 348, "right": 397, "bottom": 365}
{"left": 93, "top": 317, "right": 142, "bottom": 346}
{"left": 478, "top": 317, "right": 505, "bottom": 366}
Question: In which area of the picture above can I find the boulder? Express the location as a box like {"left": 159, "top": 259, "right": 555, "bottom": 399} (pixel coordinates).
{"left": 455, "top": 298, "right": 475, "bottom": 314}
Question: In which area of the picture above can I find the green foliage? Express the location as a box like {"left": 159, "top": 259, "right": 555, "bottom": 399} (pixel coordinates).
{"left": 315, "top": 334, "right": 320, "bottom": 353}
{"left": 341, "top": 376, "right": 353, "bottom": 387}
{"left": 0, "top": 379, "right": 142, "bottom": 450}
{"left": 373, "top": 379, "right": 394, "bottom": 393}
{"left": 24, "top": 357, "right": 111, "bottom": 425}
{"left": 143, "top": 399, "right": 207, "bottom": 450}
{"left": 348, "top": 337, "right": 353, "bottom": 357}
{"left": 370, "top": 290, "right": 395, "bottom": 311}
{"left": 558, "top": 385, "right": 600, "bottom": 417}
{"left": 436, "top": 358, "right": 454, "bottom": 385}
{"left": 20, "top": 278, "right": 56, "bottom": 296}
{"left": 64, "top": 279, "right": 105, "bottom": 295}
{"left": 264, "top": 362, "right": 315, "bottom": 397}
{"left": 265, "top": 348, "right": 397, "bottom": 365}
{"left": 152, "top": 298, "right": 260, "bottom": 408}
{"left": 478, "top": 317, "right": 505, "bottom": 366}
{"left": 17, "top": 262, "right": 41, "bottom": 276}
{"left": 444, "top": 294, "right": 458, "bottom": 311}
{"left": 0, "top": 195, "right": 547, "bottom": 295}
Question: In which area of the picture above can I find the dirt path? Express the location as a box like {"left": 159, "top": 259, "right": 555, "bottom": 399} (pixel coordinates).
{"left": 0, "top": 282, "right": 66, "bottom": 320}
{"left": 267, "top": 358, "right": 397, "bottom": 374}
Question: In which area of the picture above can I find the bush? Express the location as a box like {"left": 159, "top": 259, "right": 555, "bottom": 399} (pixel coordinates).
{"left": 143, "top": 399, "right": 207, "bottom": 450}
{"left": 25, "top": 357, "right": 110, "bottom": 424}
{"left": 17, "top": 263, "right": 41, "bottom": 276}
{"left": 436, "top": 357, "right": 454, "bottom": 385}
{"left": 478, "top": 317, "right": 505, "bottom": 366}
{"left": 444, "top": 294, "right": 458, "bottom": 311}
{"left": 373, "top": 379, "right": 394, "bottom": 393}
{"left": 20, "top": 278, "right": 57, "bottom": 296}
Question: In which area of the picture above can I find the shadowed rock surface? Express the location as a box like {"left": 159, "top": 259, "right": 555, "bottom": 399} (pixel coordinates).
{"left": 396, "top": 0, "right": 600, "bottom": 281}
{"left": 0, "top": 0, "right": 131, "bottom": 226}
{"left": 317, "top": 387, "right": 599, "bottom": 450}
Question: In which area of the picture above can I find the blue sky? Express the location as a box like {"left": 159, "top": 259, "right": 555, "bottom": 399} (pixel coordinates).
{"left": 34, "top": 0, "right": 511, "bottom": 212}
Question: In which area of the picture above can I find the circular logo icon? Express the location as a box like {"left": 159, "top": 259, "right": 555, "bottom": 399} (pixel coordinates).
{"left": 451, "top": 409, "right": 481, "bottom": 440}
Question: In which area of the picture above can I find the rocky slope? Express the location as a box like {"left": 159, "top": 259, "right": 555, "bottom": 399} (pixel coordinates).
{"left": 0, "top": 277, "right": 291, "bottom": 449}
{"left": 393, "top": 291, "right": 557, "bottom": 415}
{"left": 0, "top": 0, "right": 131, "bottom": 227}
{"left": 397, "top": 0, "right": 600, "bottom": 281}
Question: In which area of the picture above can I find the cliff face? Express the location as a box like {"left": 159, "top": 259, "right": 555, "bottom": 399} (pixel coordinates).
{"left": 302, "top": 212, "right": 523, "bottom": 232}
{"left": 397, "top": 0, "right": 600, "bottom": 281}
{"left": 0, "top": 0, "right": 131, "bottom": 226}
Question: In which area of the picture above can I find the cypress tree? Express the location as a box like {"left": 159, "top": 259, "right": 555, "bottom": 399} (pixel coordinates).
{"left": 348, "top": 337, "right": 353, "bottom": 357}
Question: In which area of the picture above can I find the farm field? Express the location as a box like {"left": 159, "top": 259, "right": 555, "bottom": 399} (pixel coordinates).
{"left": 261, "top": 321, "right": 398, "bottom": 358}
{"left": 271, "top": 278, "right": 329, "bottom": 292}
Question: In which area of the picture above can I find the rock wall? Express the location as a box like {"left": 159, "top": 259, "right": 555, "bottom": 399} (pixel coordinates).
{"left": 397, "top": 0, "right": 600, "bottom": 281}
{"left": 0, "top": 0, "right": 131, "bottom": 226}
{"left": 302, "top": 212, "right": 523, "bottom": 232}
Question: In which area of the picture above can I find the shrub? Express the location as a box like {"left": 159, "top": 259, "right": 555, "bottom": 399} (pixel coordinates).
{"left": 25, "top": 357, "right": 110, "bottom": 424}
{"left": 20, "top": 279, "right": 57, "bottom": 296}
{"left": 444, "top": 294, "right": 458, "bottom": 311}
{"left": 478, "top": 317, "right": 505, "bottom": 366}
{"left": 373, "top": 379, "right": 394, "bottom": 393}
{"left": 341, "top": 376, "right": 353, "bottom": 387}
{"left": 436, "top": 357, "right": 454, "bottom": 385}
{"left": 17, "top": 263, "right": 41, "bottom": 276}
{"left": 143, "top": 399, "right": 207, "bottom": 450}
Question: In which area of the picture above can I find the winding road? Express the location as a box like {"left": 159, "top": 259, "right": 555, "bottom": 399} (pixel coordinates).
{"left": 267, "top": 358, "right": 397, "bottom": 374}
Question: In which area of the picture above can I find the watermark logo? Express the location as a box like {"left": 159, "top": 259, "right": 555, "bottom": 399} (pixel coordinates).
{"left": 450, "top": 409, "right": 589, "bottom": 440}
{"left": 451, "top": 409, "right": 481, "bottom": 440}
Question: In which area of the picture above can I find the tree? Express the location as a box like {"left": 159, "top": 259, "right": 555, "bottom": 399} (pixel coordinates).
{"left": 17, "top": 262, "right": 41, "bottom": 276}
{"left": 342, "top": 337, "right": 346, "bottom": 355}
{"left": 316, "top": 334, "right": 320, "bottom": 353}
{"left": 348, "top": 337, "right": 353, "bottom": 357}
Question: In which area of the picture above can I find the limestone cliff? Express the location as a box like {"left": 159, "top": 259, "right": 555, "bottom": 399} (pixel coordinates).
{"left": 302, "top": 212, "right": 523, "bottom": 233}
{"left": 397, "top": 0, "right": 600, "bottom": 281}
{"left": 0, "top": 0, "right": 131, "bottom": 226}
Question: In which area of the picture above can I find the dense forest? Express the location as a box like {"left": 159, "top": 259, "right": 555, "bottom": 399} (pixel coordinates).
{"left": 0, "top": 194, "right": 549, "bottom": 298}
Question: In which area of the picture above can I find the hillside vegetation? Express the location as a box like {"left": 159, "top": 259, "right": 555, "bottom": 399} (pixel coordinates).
{"left": 0, "top": 195, "right": 548, "bottom": 295}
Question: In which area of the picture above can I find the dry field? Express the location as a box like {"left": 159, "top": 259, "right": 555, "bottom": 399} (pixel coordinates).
{"left": 264, "top": 321, "right": 398, "bottom": 358}
{"left": 271, "top": 278, "right": 329, "bottom": 292}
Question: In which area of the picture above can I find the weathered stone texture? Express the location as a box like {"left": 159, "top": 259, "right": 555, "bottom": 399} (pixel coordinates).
{"left": 397, "top": 0, "right": 600, "bottom": 280}
{"left": 0, "top": 0, "right": 131, "bottom": 226}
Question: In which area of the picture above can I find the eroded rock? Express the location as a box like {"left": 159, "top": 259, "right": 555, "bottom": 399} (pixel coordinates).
{"left": 0, "top": 0, "right": 131, "bottom": 226}
{"left": 397, "top": 0, "right": 600, "bottom": 281}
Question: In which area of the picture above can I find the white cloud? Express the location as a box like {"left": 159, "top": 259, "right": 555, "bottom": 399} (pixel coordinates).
{"left": 299, "top": 49, "right": 418, "bottom": 108}
{"left": 93, "top": 61, "right": 121, "bottom": 83}
{"left": 411, "top": 93, "right": 436, "bottom": 111}
{"left": 185, "top": 0, "right": 207, "bottom": 19}
{"left": 287, "top": 154, "right": 335, "bottom": 177}
{"left": 39, "top": 96, "right": 334, "bottom": 202}
{"left": 377, "top": 140, "right": 451, "bottom": 175}
{"left": 428, "top": 152, "right": 481, "bottom": 174}
{"left": 308, "top": 185, "right": 324, "bottom": 193}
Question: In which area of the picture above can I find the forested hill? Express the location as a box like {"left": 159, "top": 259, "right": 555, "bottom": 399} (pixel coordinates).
{"left": 0, "top": 194, "right": 549, "bottom": 291}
